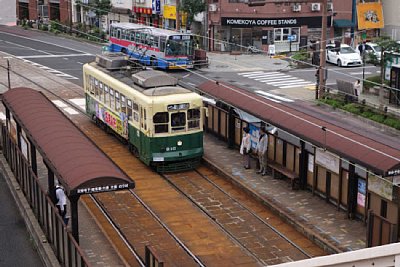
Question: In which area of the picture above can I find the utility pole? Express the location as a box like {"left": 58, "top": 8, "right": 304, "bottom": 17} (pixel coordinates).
{"left": 318, "top": 0, "right": 328, "bottom": 99}
{"left": 176, "top": 0, "right": 180, "bottom": 32}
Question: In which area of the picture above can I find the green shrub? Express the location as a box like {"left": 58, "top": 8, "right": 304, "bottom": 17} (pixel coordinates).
{"left": 343, "top": 103, "right": 361, "bottom": 114}
{"left": 384, "top": 117, "right": 400, "bottom": 129}
{"left": 292, "top": 50, "right": 309, "bottom": 62}
{"left": 370, "top": 114, "right": 385, "bottom": 123}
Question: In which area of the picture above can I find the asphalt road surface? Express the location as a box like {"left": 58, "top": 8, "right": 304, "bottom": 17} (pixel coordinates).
{"left": 0, "top": 172, "right": 44, "bottom": 267}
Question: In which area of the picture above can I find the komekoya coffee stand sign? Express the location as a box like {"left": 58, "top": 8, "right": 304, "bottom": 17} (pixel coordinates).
{"left": 221, "top": 16, "right": 330, "bottom": 28}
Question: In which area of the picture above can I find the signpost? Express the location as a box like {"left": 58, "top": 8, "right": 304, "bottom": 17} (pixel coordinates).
{"left": 288, "top": 34, "right": 296, "bottom": 52}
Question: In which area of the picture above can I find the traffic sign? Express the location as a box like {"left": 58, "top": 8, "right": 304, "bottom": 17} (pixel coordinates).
{"left": 288, "top": 35, "right": 297, "bottom": 42}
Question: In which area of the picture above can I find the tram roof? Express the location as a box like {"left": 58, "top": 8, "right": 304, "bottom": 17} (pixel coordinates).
{"left": 198, "top": 81, "right": 400, "bottom": 176}
{"left": 110, "top": 22, "right": 191, "bottom": 37}
{"left": 1, "top": 88, "right": 135, "bottom": 196}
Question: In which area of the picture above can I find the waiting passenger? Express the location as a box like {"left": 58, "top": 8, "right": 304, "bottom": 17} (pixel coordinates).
{"left": 55, "top": 184, "right": 68, "bottom": 225}
{"left": 240, "top": 127, "right": 251, "bottom": 169}
{"left": 256, "top": 127, "right": 269, "bottom": 176}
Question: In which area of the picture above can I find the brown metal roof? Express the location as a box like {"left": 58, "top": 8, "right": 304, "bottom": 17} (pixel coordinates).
{"left": 2, "top": 87, "right": 135, "bottom": 195}
{"left": 198, "top": 81, "right": 400, "bottom": 175}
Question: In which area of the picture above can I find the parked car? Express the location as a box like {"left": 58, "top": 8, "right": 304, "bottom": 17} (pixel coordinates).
{"left": 326, "top": 44, "right": 363, "bottom": 67}
{"left": 357, "top": 42, "right": 382, "bottom": 61}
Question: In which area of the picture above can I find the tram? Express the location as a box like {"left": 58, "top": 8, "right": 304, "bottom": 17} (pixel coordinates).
{"left": 83, "top": 53, "right": 204, "bottom": 172}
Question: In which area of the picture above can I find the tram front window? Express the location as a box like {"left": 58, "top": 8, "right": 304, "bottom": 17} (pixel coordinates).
{"left": 153, "top": 112, "right": 169, "bottom": 133}
{"left": 171, "top": 112, "right": 186, "bottom": 131}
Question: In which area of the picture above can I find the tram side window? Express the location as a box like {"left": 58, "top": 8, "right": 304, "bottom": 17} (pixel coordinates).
{"left": 171, "top": 112, "right": 186, "bottom": 131}
{"left": 89, "top": 75, "right": 94, "bottom": 94}
{"left": 127, "top": 99, "right": 133, "bottom": 120}
{"left": 153, "top": 112, "right": 169, "bottom": 133}
{"left": 188, "top": 108, "right": 200, "bottom": 129}
{"left": 99, "top": 82, "right": 104, "bottom": 101}
{"left": 121, "top": 94, "right": 126, "bottom": 113}
{"left": 115, "top": 91, "right": 121, "bottom": 111}
{"left": 144, "top": 109, "right": 147, "bottom": 130}
{"left": 104, "top": 85, "right": 109, "bottom": 105}
{"left": 110, "top": 88, "right": 115, "bottom": 110}
{"left": 93, "top": 78, "right": 98, "bottom": 94}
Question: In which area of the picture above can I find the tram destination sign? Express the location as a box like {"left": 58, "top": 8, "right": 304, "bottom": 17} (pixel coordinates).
{"left": 222, "top": 16, "right": 331, "bottom": 28}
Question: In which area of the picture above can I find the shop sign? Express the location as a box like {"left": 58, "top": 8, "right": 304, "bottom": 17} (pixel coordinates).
{"left": 315, "top": 148, "right": 340, "bottom": 174}
{"left": 221, "top": 16, "right": 331, "bottom": 28}
{"left": 163, "top": 5, "right": 176, "bottom": 20}
{"left": 357, "top": 179, "right": 366, "bottom": 207}
{"left": 368, "top": 174, "right": 393, "bottom": 201}
{"left": 357, "top": 2, "right": 384, "bottom": 30}
{"left": 152, "top": 0, "right": 161, "bottom": 14}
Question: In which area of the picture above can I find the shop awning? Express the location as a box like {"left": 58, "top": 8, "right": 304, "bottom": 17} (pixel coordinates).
{"left": 333, "top": 19, "right": 355, "bottom": 28}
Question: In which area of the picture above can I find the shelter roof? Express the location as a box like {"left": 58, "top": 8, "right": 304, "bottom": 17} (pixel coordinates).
{"left": 198, "top": 81, "right": 400, "bottom": 176}
{"left": 2, "top": 88, "right": 135, "bottom": 195}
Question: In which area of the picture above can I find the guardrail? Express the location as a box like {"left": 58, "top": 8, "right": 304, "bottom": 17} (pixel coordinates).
{"left": 1, "top": 124, "right": 90, "bottom": 267}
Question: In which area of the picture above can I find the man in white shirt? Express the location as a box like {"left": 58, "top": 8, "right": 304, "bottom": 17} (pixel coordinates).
{"left": 55, "top": 184, "right": 67, "bottom": 224}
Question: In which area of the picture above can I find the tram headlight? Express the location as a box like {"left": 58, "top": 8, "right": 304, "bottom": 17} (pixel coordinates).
{"left": 177, "top": 140, "right": 183, "bottom": 146}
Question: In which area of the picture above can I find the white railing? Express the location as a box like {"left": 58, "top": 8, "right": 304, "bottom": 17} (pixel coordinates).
{"left": 270, "top": 243, "right": 400, "bottom": 267}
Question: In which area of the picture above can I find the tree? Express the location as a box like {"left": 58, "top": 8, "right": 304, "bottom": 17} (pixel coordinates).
{"left": 180, "top": 0, "right": 206, "bottom": 29}
{"left": 373, "top": 36, "right": 400, "bottom": 105}
{"left": 87, "top": 0, "right": 112, "bottom": 28}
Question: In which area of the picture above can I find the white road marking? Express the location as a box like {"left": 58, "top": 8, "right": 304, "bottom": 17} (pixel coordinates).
{"left": 18, "top": 53, "right": 92, "bottom": 59}
{"left": 255, "top": 90, "right": 294, "bottom": 102}
{"left": 64, "top": 107, "right": 79, "bottom": 115}
{"left": 238, "top": 71, "right": 314, "bottom": 89}
{"left": 69, "top": 98, "right": 86, "bottom": 110}
{"left": 279, "top": 83, "right": 315, "bottom": 89}
{"left": 52, "top": 100, "right": 68, "bottom": 108}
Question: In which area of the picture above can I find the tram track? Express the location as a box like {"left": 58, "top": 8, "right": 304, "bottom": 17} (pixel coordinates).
{"left": 162, "top": 168, "right": 322, "bottom": 266}
{"left": 0, "top": 55, "right": 326, "bottom": 266}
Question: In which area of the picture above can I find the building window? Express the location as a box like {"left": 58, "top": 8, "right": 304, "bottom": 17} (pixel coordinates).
{"left": 274, "top": 27, "right": 300, "bottom": 42}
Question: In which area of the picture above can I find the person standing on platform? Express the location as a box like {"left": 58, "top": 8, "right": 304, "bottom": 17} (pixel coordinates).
{"left": 240, "top": 126, "right": 251, "bottom": 169}
{"left": 55, "top": 184, "right": 68, "bottom": 225}
{"left": 256, "top": 127, "right": 269, "bottom": 176}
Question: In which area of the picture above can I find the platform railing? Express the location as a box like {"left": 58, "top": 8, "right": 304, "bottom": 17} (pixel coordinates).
{"left": 1, "top": 125, "right": 90, "bottom": 267}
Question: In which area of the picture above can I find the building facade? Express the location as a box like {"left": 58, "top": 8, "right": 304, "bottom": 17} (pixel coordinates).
{"left": 207, "top": 0, "right": 353, "bottom": 53}
{"left": 381, "top": 0, "right": 400, "bottom": 41}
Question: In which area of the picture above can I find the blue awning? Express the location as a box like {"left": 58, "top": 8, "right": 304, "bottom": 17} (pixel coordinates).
{"left": 333, "top": 19, "right": 355, "bottom": 28}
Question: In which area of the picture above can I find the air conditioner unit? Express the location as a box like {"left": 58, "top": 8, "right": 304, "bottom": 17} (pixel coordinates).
{"left": 311, "top": 3, "right": 321, "bottom": 11}
{"left": 292, "top": 3, "right": 301, "bottom": 12}
{"left": 327, "top": 2, "right": 333, "bottom": 11}
{"left": 209, "top": 4, "right": 217, "bottom": 12}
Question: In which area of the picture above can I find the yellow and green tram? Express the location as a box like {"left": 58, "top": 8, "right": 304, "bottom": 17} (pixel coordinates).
{"left": 83, "top": 54, "right": 204, "bottom": 172}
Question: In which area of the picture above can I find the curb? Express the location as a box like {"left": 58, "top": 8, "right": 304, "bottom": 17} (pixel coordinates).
{"left": 0, "top": 152, "right": 60, "bottom": 267}
{"left": 202, "top": 156, "right": 344, "bottom": 255}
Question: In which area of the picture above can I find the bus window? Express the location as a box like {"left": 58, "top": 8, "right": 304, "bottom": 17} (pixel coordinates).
{"left": 129, "top": 32, "right": 135, "bottom": 41}
{"left": 104, "top": 85, "right": 109, "bottom": 105}
{"left": 188, "top": 108, "right": 200, "bottom": 129}
{"left": 141, "top": 33, "right": 147, "bottom": 45}
{"left": 160, "top": 37, "right": 166, "bottom": 52}
{"left": 122, "top": 29, "right": 128, "bottom": 40}
{"left": 135, "top": 32, "right": 141, "bottom": 43}
{"left": 153, "top": 112, "right": 169, "bottom": 133}
{"left": 110, "top": 88, "right": 115, "bottom": 110}
{"left": 115, "top": 91, "right": 120, "bottom": 111}
{"left": 171, "top": 112, "right": 186, "bottom": 131}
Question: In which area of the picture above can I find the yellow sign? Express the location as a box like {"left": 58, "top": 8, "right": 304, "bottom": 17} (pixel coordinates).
{"left": 163, "top": 5, "right": 176, "bottom": 20}
{"left": 357, "top": 2, "right": 384, "bottom": 30}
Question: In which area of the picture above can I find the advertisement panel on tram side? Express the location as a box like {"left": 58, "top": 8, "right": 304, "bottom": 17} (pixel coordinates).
{"left": 95, "top": 103, "right": 128, "bottom": 139}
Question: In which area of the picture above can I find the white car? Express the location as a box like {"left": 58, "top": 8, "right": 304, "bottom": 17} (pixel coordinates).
{"left": 326, "top": 44, "right": 363, "bottom": 67}
{"left": 357, "top": 42, "right": 382, "bottom": 61}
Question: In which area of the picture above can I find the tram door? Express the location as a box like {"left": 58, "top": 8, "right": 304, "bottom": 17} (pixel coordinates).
{"left": 389, "top": 65, "right": 400, "bottom": 106}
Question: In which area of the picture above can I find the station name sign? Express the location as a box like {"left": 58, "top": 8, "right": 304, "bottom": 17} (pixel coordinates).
{"left": 76, "top": 183, "right": 133, "bottom": 195}
{"left": 222, "top": 16, "right": 330, "bottom": 28}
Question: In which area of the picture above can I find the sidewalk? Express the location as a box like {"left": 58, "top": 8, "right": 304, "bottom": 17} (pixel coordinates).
{"left": 202, "top": 52, "right": 291, "bottom": 73}
{"left": 202, "top": 133, "right": 366, "bottom": 254}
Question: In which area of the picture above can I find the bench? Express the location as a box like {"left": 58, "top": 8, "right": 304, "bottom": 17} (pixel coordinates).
{"left": 268, "top": 162, "right": 299, "bottom": 190}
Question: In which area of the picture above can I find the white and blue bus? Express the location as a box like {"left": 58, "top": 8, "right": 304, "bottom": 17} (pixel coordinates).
{"left": 108, "top": 22, "right": 195, "bottom": 70}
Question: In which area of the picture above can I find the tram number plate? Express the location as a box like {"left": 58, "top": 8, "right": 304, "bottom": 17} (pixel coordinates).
{"left": 153, "top": 157, "right": 164, "bottom": 162}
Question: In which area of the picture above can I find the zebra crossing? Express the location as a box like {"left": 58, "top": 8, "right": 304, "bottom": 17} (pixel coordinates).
{"left": 238, "top": 71, "right": 315, "bottom": 89}
{"left": 52, "top": 98, "right": 85, "bottom": 115}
